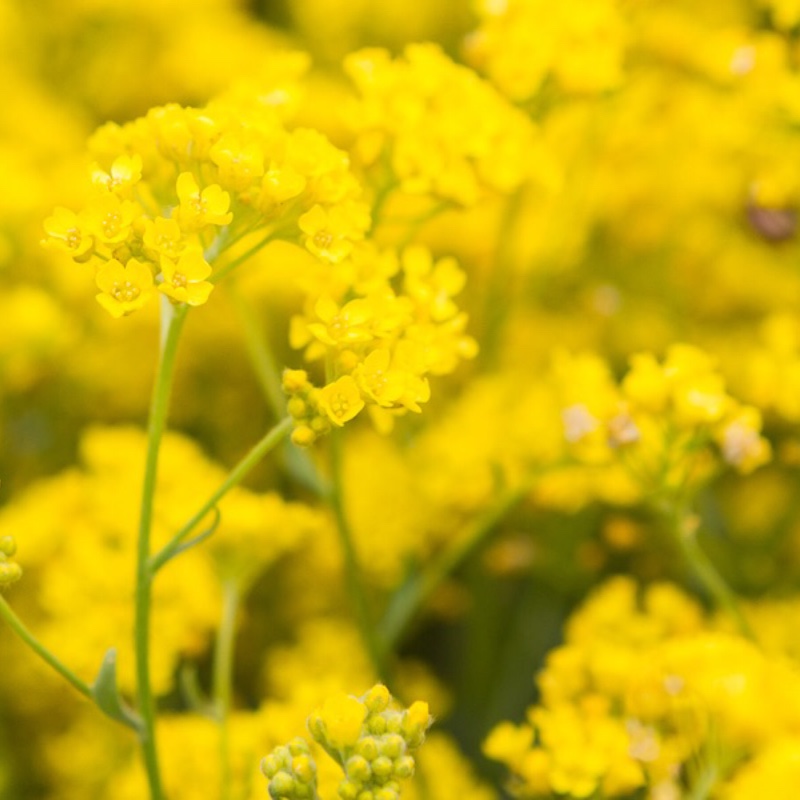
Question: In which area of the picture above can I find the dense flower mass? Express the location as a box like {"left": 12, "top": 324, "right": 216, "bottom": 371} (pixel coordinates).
{"left": 262, "top": 684, "right": 433, "bottom": 800}
{"left": 43, "top": 97, "right": 370, "bottom": 318}
{"left": 484, "top": 577, "right": 800, "bottom": 799}
{"left": 285, "top": 243, "right": 477, "bottom": 441}
{"left": 6, "top": 2, "right": 800, "bottom": 800}
{"left": 344, "top": 43, "right": 546, "bottom": 206}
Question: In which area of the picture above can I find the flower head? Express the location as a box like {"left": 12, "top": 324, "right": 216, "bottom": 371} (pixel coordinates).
{"left": 158, "top": 249, "right": 214, "bottom": 306}
{"left": 175, "top": 172, "right": 233, "bottom": 230}
{"left": 317, "top": 376, "right": 365, "bottom": 426}
{"left": 42, "top": 207, "right": 94, "bottom": 260}
{"left": 95, "top": 258, "right": 155, "bottom": 318}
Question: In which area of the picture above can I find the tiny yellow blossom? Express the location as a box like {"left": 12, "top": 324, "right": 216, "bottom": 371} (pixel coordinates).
{"left": 354, "top": 349, "right": 408, "bottom": 408}
{"left": 42, "top": 207, "right": 94, "bottom": 260}
{"left": 315, "top": 693, "right": 367, "bottom": 749}
{"left": 260, "top": 162, "right": 307, "bottom": 207}
{"left": 142, "top": 217, "right": 186, "bottom": 260}
{"left": 95, "top": 258, "right": 155, "bottom": 318}
{"left": 81, "top": 194, "right": 140, "bottom": 245}
{"left": 175, "top": 172, "right": 233, "bottom": 230}
{"left": 158, "top": 249, "right": 214, "bottom": 306}
{"left": 209, "top": 134, "right": 265, "bottom": 191}
{"left": 307, "top": 295, "right": 375, "bottom": 347}
{"left": 716, "top": 408, "right": 772, "bottom": 474}
{"left": 90, "top": 153, "right": 143, "bottom": 193}
{"left": 317, "top": 376, "right": 365, "bottom": 426}
{"left": 298, "top": 202, "right": 370, "bottom": 263}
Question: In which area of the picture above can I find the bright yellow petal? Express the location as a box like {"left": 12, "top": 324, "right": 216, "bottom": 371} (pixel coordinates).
{"left": 177, "top": 250, "right": 212, "bottom": 281}
{"left": 95, "top": 259, "right": 127, "bottom": 293}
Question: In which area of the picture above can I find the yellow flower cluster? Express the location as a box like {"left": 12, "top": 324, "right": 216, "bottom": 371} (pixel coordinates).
{"left": 484, "top": 577, "right": 800, "bottom": 798}
{"left": 558, "top": 344, "right": 772, "bottom": 498}
{"left": 0, "top": 535, "right": 21, "bottom": 588}
{"left": 344, "top": 43, "right": 542, "bottom": 206}
{"left": 262, "top": 683, "right": 432, "bottom": 800}
{"left": 43, "top": 98, "right": 368, "bottom": 317}
{"left": 466, "top": 0, "right": 627, "bottom": 99}
{"left": 285, "top": 244, "right": 477, "bottom": 442}
{"left": 12, "top": 1, "right": 800, "bottom": 798}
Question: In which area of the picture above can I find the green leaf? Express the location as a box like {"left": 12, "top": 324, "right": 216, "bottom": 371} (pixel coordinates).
{"left": 91, "top": 648, "right": 143, "bottom": 732}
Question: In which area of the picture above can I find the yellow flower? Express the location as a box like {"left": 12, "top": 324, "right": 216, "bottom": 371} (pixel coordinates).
{"left": 354, "top": 349, "right": 406, "bottom": 407}
{"left": 316, "top": 693, "right": 367, "bottom": 748}
{"left": 483, "top": 721, "right": 534, "bottom": 768}
{"left": 622, "top": 353, "right": 670, "bottom": 413}
{"left": 90, "top": 153, "right": 143, "bottom": 194}
{"left": 307, "top": 295, "right": 375, "bottom": 347}
{"left": 404, "top": 700, "right": 433, "bottom": 745}
{"left": 175, "top": 172, "right": 233, "bottom": 230}
{"left": 95, "top": 258, "right": 155, "bottom": 318}
{"left": 402, "top": 246, "right": 466, "bottom": 322}
{"left": 42, "top": 207, "right": 94, "bottom": 260}
{"left": 81, "top": 194, "right": 140, "bottom": 245}
{"left": 317, "top": 376, "right": 365, "bottom": 426}
{"left": 716, "top": 407, "right": 771, "bottom": 474}
{"left": 158, "top": 250, "right": 214, "bottom": 306}
{"left": 298, "top": 202, "right": 370, "bottom": 263}
{"left": 209, "top": 134, "right": 265, "bottom": 191}
{"left": 345, "top": 43, "right": 539, "bottom": 205}
{"left": 259, "top": 162, "right": 307, "bottom": 207}
{"left": 142, "top": 217, "right": 186, "bottom": 260}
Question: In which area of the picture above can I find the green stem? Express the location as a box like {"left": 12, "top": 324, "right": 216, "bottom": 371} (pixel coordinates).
{"left": 662, "top": 504, "right": 754, "bottom": 640}
{"left": 226, "top": 288, "right": 286, "bottom": 418}
{"left": 328, "top": 429, "right": 388, "bottom": 681}
{"left": 227, "top": 289, "right": 325, "bottom": 496}
{"left": 0, "top": 594, "right": 93, "bottom": 700}
{"left": 214, "top": 579, "right": 241, "bottom": 800}
{"left": 380, "top": 482, "right": 530, "bottom": 653}
{"left": 686, "top": 755, "right": 719, "bottom": 800}
{"left": 481, "top": 189, "right": 523, "bottom": 367}
{"left": 370, "top": 180, "right": 397, "bottom": 231}
{"left": 397, "top": 200, "right": 451, "bottom": 249}
{"left": 149, "top": 417, "right": 292, "bottom": 573}
{"left": 135, "top": 299, "right": 189, "bottom": 800}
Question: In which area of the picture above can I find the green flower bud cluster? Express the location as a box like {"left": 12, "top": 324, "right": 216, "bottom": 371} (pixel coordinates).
{"left": 260, "top": 686, "right": 433, "bottom": 800}
{"left": 261, "top": 737, "right": 319, "bottom": 800}
{"left": 0, "top": 536, "right": 21, "bottom": 588}
{"left": 282, "top": 369, "right": 332, "bottom": 447}
{"left": 307, "top": 684, "right": 433, "bottom": 800}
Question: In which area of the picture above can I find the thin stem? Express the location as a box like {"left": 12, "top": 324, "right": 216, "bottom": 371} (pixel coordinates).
{"left": 480, "top": 189, "right": 523, "bottom": 366}
{"left": 661, "top": 503, "right": 754, "bottom": 640}
{"left": 135, "top": 298, "right": 189, "bottom": 800}
{"left": 214, "top": 579, "right": 241, "bottom": 800}
{"left": 369, "top": 180, "right": 397, "bottom": 232}
{"left": 328, "top": 428, "right": 388, "bottom": 680}
{"left": 0, "top": 594, "right": 93, "bottom": 701}
{"left": 150, "top": 417, "right": 293, "bottom": 573}
{"left": 226, "top": 287, "right": 285, "bottom": 418}
{"left": 227, "top": 288, "right": 325, "bottom": 496}
{"left": 396, "top": 200, "right": 451, "bottom": 249}
{"left": 380, "top": 481, "right": 530, "bottom": 653}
